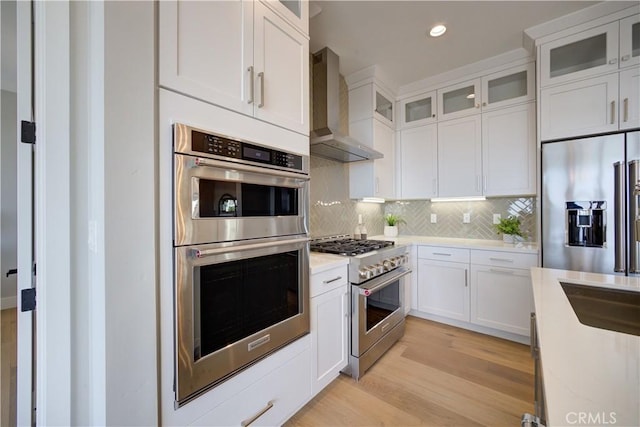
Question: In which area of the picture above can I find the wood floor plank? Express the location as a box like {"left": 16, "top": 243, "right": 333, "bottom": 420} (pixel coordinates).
{"left": 286, "top": 315, "right": 534, "bottom": 427}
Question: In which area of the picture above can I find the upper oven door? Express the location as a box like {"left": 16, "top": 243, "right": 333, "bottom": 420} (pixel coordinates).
{"left": 174, "top": 154, "right": 309, "bottom": 246}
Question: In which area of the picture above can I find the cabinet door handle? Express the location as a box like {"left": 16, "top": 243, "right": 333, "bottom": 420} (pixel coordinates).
{"left": 482, "top": 102, "right": 487, "bottom": 107}
{"left": 608, "top": 58, "right": 618, "bottom": 65}
{"left": 432, "top": 252, "right": 452, "bottom": 256}
{"left": 621, "top": 54, "right": 631, "bottom": 62}
{"left": 241, "top": 401, "right": 274, "bottom": 426}
{"left": 489, "top": 257, "right": 514, "bottom": 263}
{"left": 624, "top": 98, "right": 629, "bottom": 123}
{"left": 611, "top": 100, "right": 616, "bottom": 125}
{"left": 464, "top": 269, "right": 468, "bottom": 287}
{"left": 489, "top": 268, "right": 515, "bottom": 274}
{"left": 432, "top": 114, "right": 436, "bottom": 118}
{"left": 323, "top": 276, "right": 342, "bottom": 284}
{"left": 247, "top": 66, "right": 254, "bottom": 104}
{"left": 475, "top": 103, "right": 480, "bottom": 109}
{"left": 257, "top": 72, "right": 265, "bottom": 108}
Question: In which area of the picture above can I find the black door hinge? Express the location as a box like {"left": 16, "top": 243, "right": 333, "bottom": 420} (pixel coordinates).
{"left": 21, "top": 120, "right": 36, "bottom": 144}
{"left": 21, "top": 288, "right": 36, "bottom": 312}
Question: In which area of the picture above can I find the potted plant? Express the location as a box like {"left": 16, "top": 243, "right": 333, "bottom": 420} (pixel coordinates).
{"left": 494, "top": 215, "right": 526, "bottom": 243}
{"left": 383, "top": 214, "right": 406, "bottom": 237}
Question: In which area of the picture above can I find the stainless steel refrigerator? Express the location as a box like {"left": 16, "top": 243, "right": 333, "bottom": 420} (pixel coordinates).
{"left": 542, "top": 131, "right": 640, "bottom": 275}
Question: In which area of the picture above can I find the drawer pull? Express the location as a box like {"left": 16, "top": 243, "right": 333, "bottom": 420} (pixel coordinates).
{"left": 432, "top": 252, "right": 452, "bottom": 256}
{"left": 241, "top": 400, "right": 274, "bottom": 426}
{"left": 489, "top": 257, "right": 514, "bottom": 263}
{"left": 323, "top": 276, "right": 342, "bottom": 284}
{"left": 489, "top": 268, "right": 515, "bottom": 274}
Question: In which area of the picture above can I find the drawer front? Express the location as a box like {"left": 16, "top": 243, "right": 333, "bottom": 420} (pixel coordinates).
{"left": 191, "top": 345, "right": 312, "bottom": 426}
{"left": 418, "top": 246, "right": 470, "bottom": 263}
{"left": 310, "top": 265, "right": 348, "bottom": 298}
{"left": 470, "top": 250, "right": 537, "bottom": 270}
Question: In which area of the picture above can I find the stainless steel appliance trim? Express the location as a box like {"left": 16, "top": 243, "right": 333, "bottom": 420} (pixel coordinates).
{"left": 357, "top": 266, "right": 411, "bottom": 295}
{"left": 193, "top": 237, "right": 310, "bottom": 259}
{"left": 174, "top": 123, "right": 310, "bottom": 175}
{"left": 174, "top": 153, "right": 310, "bottom": 246}
{"left": 174, "top": 238, "right": 310, "bottom": 405}
{"left": 194, "top": 156, "right": 310, "bottom": 180}
{"left": 629, "top": 160, "right": 640, "bottom": 273}
{"left": 241, "top": 401, "right": 274, "bottom": 427}
{"left": 615, "top": 161, "right": 626, "bottom": 272}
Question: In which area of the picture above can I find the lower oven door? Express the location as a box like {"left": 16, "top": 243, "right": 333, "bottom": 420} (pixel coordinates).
{"left": 174, "top": 236, "right": 310, "bottom": 405}
{"left": 353, "top": 266, "right": 411, "bottom": 356}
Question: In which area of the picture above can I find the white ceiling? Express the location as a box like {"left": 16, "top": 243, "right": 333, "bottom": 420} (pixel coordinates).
{"left": 309, "top": 0, "right": 612, "bottom": 89}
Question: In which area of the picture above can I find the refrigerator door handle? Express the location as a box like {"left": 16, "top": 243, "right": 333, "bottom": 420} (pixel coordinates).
{"left": 614, "top": 161, "right": 626, "bottom": 273}
{"left": 628, "top": 160, "right": 640, "bottom": 273}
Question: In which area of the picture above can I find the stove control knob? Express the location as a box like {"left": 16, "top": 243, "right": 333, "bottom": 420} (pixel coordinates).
{"left": 383, "top": 260, "right": 392, "bottom": 270}
{"left": 359, "top": 268, "right": 372, "bottom": 280}
{"left": 375, "top": 263, "right": 384, "bottom": 274}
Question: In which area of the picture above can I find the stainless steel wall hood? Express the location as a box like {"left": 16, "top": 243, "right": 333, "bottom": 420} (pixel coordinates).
{"left": 311, "top": 47, "right": 383, "bottom": 162}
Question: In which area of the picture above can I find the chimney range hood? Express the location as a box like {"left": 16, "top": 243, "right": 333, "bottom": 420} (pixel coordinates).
{"left": 310, "top": 47, "right": 383, "bottom": 162}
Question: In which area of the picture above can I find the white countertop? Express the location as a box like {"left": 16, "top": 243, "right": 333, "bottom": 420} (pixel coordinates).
{"left": 309, "top": 252, "right": 349, "bottom": 274}
{"left": 368, "top": 234, "right": 539, "bottom": 254}
{"left": 530, "top": 267, "right": 640, "bottom": 427}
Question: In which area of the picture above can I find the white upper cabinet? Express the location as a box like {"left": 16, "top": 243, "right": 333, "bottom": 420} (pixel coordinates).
{"left": 262, "top": 0, "right": 309, "bottom": 35}
{"left": 398, "top": 124, "right": 438, "bottom": 199}
{"left": 480, "top": 63, "right": 535, "bottom": 111}
{"left": 437, "top": 115, "right": 482, "bottom": 197}
{"left": 349, "top": 118, "right": 395, "bottom": 199}
{"left": 399, "top": 91, "right": 437, "bottom": 128}
{"left": 253, "top": 1, "right": 310, "bottom": 135}
{"left": 620, "top": 66, "right": 640, "bottom": 130}
{"left": 540, "top": 21, "right": 620, "bottom": 87}
{"left": 482, "top": 102, "right": 536, "bottom": 196}
{"left": 437, "top": 78, "right": 482, "bottom": 121}
{"left": 159, "top": 0, "right": 309, "bottom": 135}
{"left": 540, "top": 72, "right": 619, "bottom": 140}
{"left": 159, "top": 0, "right": 254, "bottom": 116}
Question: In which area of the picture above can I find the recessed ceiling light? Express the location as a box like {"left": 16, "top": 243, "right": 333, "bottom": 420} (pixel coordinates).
{"left": 429, "top": 24, "right": 447, "bottom": 37}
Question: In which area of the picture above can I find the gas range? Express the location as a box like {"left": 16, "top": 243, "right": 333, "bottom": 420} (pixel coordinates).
{"left": 310, "top": 236, "right": 409, "bottom": 284}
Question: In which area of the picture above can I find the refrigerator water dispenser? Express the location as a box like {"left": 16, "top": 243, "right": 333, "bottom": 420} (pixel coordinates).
{"left": 566, "top": 201, "right": 606, "bottom": 247}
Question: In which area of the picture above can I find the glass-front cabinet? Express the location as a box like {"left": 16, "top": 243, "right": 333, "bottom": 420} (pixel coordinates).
{"left": 620, "top": 14, "right": 640, "bottom": 68}
{"left": 399, "top": 91, "right": 437, "bottom": 127}
{"left": 375, "top": 90, "right": 394, "bottom": 125}
{"left": 540, "top": 21, "right": 619, "bottom": 87}
{"left": 481, "top": 63, "right": 535, "bottom": 111}
{"left": 437, "top": 78, "right": 481, "bottom": 121}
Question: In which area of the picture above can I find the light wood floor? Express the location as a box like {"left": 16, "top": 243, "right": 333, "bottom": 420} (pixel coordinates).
{"left": 1, "top": 308, "right": 17, "bottom": 427}
{"left": 286, "top": 316, "right": 534, "bottom": 427}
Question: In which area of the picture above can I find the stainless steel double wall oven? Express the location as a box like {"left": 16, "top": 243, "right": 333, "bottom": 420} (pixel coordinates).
{"left": 173, "top": 123, "right": 310, "bottom": 406}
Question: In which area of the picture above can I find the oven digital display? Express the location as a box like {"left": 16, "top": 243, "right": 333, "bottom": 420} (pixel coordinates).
{"left": 243, "top": 146, "right": 271, "bottom": 163}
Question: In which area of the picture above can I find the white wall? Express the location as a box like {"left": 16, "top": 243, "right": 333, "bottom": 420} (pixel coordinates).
{"left": 0, "top": 89, "right": 17, "bottom": 309}
{"left": 68, "top": 1, "right": 158, "bottom": 425}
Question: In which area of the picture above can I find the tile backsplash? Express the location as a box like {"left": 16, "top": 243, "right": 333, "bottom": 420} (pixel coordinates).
{"left": 310, "top": 156, "right": 536, "bottom": 241}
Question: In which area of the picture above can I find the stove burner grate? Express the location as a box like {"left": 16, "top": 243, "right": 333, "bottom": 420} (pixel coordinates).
{"left": 310, "top": 238, "right": 394, "bottom": 256}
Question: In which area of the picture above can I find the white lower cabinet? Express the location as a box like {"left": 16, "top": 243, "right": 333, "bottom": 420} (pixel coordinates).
{"left": 416, "top": 246, "right": 470, "bottom": 322}
{"left": 310, "top": 264, "right": 349, "bottom": 395}
{"left": 190, "top": 340, "right": 311, "bottom": 426}
{"left": 416, "top": 245, "right": 537, "bottom": 340}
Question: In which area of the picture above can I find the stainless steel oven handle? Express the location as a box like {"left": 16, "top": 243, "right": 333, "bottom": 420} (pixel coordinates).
{"left": 193, "top": 237, "right": 309, "bottom": 259}
{"left": 358, "top": 267, "right": 411, "bottom": 295}
{"left": 193, "top": 156, "right": 310, "bottom": 181}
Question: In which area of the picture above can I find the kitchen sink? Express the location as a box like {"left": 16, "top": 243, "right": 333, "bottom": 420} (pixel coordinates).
{"left": 560, "top": 282, "right": 640, "bottom": 337}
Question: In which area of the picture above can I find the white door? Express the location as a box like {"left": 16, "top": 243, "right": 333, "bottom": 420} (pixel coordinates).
{"left": 540, "top": 73, "right": 619, "bottom": 140}
{"left": 253, "top": 1, "right": 309, "bottom": 135}
{"left": 482, "top": 102, "right": 536, "bottom": 196}
{"left": 399, "top": 124, "right": 438, "bottom": 199}
{"left": 620, "top": 67, "right": 640, "bottom": 130}
{"left": 437, "top": 114, "right": 482, "bottom": 197}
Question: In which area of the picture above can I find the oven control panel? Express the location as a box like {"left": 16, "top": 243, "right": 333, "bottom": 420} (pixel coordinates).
{"left": 184, "top": 127, "right": 305, "bottom": 173}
